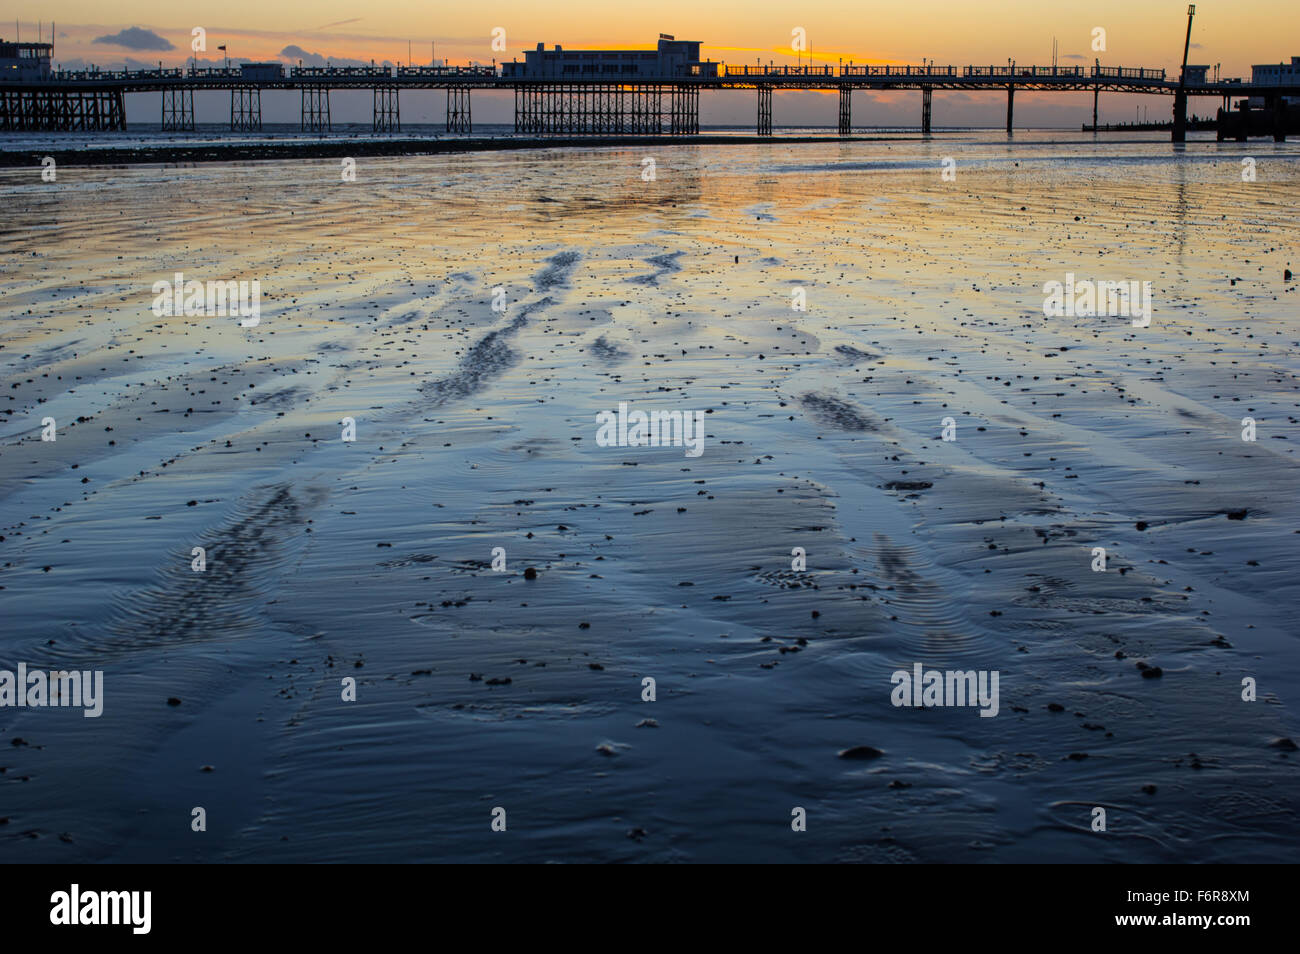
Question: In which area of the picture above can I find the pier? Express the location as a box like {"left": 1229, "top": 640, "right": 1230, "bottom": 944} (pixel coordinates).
{"left": 2, "top": 31, "right": 1296, "bottom": 140}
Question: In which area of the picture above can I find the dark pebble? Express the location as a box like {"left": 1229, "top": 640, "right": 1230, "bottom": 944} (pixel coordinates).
{"left": 838, "top": 745, "right": 885, "bottom": 760}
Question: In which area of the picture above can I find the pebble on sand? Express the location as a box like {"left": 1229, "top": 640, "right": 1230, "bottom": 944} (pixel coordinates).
{"left": 837, "top": 745, "right": 884, "bottom": 760}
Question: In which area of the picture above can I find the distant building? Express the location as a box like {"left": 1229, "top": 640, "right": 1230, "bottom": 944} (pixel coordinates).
{"left": 0, "top": 39, "right": 52, "bottom": 81}
{"left": 1248, "top": 56, "right": 1299, "bottom": 106}
{"left": 502, "top": 34, "right": 718, "bottom": 79}
{"left": 1251, "top": 56, "right": 1300, "bottom": 85}
{"left": 239, "top": 62, "right": 284, "bottom": 81}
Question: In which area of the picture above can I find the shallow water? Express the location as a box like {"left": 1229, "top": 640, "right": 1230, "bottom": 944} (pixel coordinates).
{"left": 1, "top": 132, "right": 1298, "bottom": 862}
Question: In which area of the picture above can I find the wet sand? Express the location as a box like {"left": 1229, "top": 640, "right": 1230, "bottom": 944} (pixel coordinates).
{"left": 0, "top": 132, "right": 913, "bottom": 168}
{"left": 1, "top": 133, "right": 1298, "bottom": 862}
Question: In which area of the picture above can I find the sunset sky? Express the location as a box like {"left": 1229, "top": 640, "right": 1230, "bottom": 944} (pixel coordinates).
{"left": 6, "top": 1, "right": 1298, "bottom": 125}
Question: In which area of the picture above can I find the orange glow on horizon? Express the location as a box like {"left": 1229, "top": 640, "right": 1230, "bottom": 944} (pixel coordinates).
{"left": 18, "top": 2, "right": 1299, "bottom": 78}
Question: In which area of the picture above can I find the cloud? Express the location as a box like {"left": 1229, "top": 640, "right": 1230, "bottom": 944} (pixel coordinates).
{"left": 1062, "top": 53, "right": 1086, "bottom": 61}
{"left": 280, "top": 44, "right": 327, "bottom": 66}
{"left": 93, "top": 27, "right": 174, "bottom": 51}
{"left": 315, "top": 18, "right": 362, "bottom": 31}
{"left": 277, "top": 45, "right": 375, "bottom": 68}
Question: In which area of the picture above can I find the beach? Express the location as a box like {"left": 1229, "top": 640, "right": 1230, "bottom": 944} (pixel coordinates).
{"left": 1, "top": 131, "right": 1298, "bottom": 862}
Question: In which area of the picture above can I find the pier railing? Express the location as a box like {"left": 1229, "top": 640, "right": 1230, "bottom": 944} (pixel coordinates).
{"left": 31, "top": 61, "right": 1174, "bottom": 86}
{"left": 54, "top": 67, "right": 186, "bottom": 80}
{"left": 841, "top": 65, "right": 960, "bottom": 76}
{"left": 724, "top": 65, "right": 836, "bottom": 76}
{"left": 395, "top": 65, "right": 496, "bottom": 77}
{"left": 295, "top": 66, "right": 393, "bottom": 77}
{"left": 1094, "top": 66, "right": 1166, "bottom": 80}
{"left": 840, "top": 64, "right": 1167, "bottom": 80}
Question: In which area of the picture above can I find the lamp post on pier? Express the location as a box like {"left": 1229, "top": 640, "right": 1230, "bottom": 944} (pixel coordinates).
{"left": 1172, "top": 4, "right": 1196, "bottom": 142}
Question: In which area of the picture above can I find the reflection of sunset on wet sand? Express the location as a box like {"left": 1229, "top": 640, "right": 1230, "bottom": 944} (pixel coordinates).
{"left": 3, "top": 131, "right": 1297, "bottom": 862}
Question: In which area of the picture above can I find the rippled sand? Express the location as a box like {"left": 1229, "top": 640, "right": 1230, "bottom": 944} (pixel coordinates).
{"left": 2, "top": 133, "right": 1298, "bottom": 862}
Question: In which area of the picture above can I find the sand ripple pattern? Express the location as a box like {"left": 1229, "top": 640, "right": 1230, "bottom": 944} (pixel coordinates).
{"left": 415, "top": 250, "right": 582, "bottom": 409}
{"left": 49, "top": 484, "right": 320, "bottom": 660}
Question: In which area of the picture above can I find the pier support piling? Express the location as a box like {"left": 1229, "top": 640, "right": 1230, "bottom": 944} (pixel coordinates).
{"left": 1171, "top": 88, "right": 1187, "bottom": 142}
{"left": 1006, "top": 85, "right": 1014, "bottom": 135}
{"left": 921, "top": 86, "right": 932, "bottom": 135}
{"left": 161, "top": 87, "right": 194, "bottom": 131}
{"left": 1092, "top": 87, "right": 1099, "bottom": 132}
{"left": 631, "top": 85, "right": 663, "bottom": 134}
{"left": 670, "top": 85, "right": 699, "bottom": 134}
{"left": 301, "top": 86, "right": 331, "bottom": 133}
{"left": 230, "top": 87, "right": 261, "bottom": 132}
{"left": 513, "top": 86, "right": 534, "bottom": 134}
{"left": 838, "top": 87, "right": 851, "bottom": 136}
{"left": 1, "top": 88, "right": 125, "bottom": 131}
{"left": 757, "top": 85, "right": 772, "bottom": 136}
{"left": 373, "top": 86, "right": 399, "bottom": 133}
{"left": 514, "top": 84, "right": 686, "bottom": 135}
{"left": 447, "top": 86, "right": 472, "bottom": 134}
